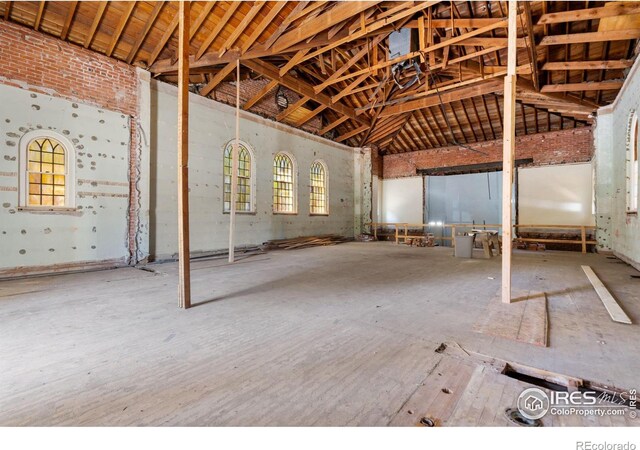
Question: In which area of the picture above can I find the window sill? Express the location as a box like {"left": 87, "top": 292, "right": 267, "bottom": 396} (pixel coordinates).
{"left": 273, "top": 211, "right": 298, "bottom": 215}
{"left": 17, "top": 206, "right": 80, "bottom": 215}
{"left": 310, "top": 213, "right": 329, "bottom": 217}
{"left": 223, "top": 211, "right": 257, "bottom": 215}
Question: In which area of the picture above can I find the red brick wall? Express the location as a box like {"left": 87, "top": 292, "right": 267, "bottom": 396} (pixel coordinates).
{"left": 382, "top": 127, "right": 594, "bottom": 179}
{"left": 0, "top": 20, "right": 140, "bottom": 262}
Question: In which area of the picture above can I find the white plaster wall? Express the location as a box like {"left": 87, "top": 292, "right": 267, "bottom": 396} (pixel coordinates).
{"left": 518, "top": 163, "right": 595, "bottom": 226}
{"left": 149, "top": 80, "right": 355, "bottom": 260}
{"left": 381, "top": 176, "right": 423, "bottom": 224}
{"left": 595, "top": 57, "right": 640, "bottom": 268}
{"left": 0, "top": 84, "right": 130, "bottom": 272}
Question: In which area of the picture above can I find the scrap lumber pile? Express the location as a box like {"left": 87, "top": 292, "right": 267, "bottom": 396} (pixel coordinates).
{"left": 263, "top": 235, "right": 349, "bottom": 250}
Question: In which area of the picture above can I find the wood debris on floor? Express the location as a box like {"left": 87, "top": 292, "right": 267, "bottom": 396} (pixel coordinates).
{"left": 473, "top": 290, "right": 548, "bottom": 347}
{"left": 582, "top": 265, "right": 633, "bottom": 324}
{"left": 263, "top": 235, "right": 349, "bottom": 250}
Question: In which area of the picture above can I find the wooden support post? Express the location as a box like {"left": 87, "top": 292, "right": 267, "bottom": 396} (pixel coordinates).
{"left": 395, "top": 225, "right": 399, "bottom": 244}
{"left": 451, "top": 225, "right": 456, "bottom": 248}
{"left": 581, "top": 226, "right": 587, "bottom": 254}
{"left": 177, "top": 1, "right": 191, "bottom": 309}
{"left": 228, "top": 59, "right": 240, "bottom": 263}
{"left": 502, "top": 0, "right": 518, "bottom": 304}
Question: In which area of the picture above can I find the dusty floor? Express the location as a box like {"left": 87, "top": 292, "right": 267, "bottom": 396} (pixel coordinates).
{"left": 1, "top": 243, "right": 639, "bottom": 426}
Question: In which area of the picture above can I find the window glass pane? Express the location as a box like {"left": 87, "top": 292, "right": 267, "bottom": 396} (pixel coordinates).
{"left": 27, "top": 137, "right": 66, "bottom": 207}
{"left": 223, "top": 142, "right": 252, "bottom": 212}
{"left": 273, "top": 154, "right": 294, "bottom": 213}
{"left": 310, "top": 162, "right": 327, "bottom": 214}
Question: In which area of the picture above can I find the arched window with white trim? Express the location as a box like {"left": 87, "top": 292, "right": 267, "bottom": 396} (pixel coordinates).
{"left": 223, "top": 140, "right": 255, "bottom": 213}
{"left": 627, "top": 112, "right": 638, "bottom": 213}
{"left": 310, "top": 160, "right": 328, "bottom": 215}
{"left": 273, "top": 152, "right": 296, "bottom": 213}
{"left": 19, "top": 131, "right": 75, "bottom": 209}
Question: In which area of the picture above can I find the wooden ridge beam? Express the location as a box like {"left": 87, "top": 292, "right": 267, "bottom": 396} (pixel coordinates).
{"left": 540, "top": 30, "right": 640, "bottom": 46}
{"left": 542, "top": 60, "right": 634, "bottom": 70}
{"left": 538, "top": 3, "right": 640, "bottom": 25}
{"left": 540, "top": 81, "right": 624, "bottom": 93}
{"left": 242, "top": 59, "right": 370, "bottom": 126}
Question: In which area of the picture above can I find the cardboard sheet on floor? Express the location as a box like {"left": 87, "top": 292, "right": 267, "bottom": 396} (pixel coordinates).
{"left": 473, "top": 290, "right": 548, "bottom": 347}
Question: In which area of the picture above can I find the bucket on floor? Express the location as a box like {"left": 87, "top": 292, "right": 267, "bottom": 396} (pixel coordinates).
{"left": 454, "top": 235, "right": 474, "bottom": 258}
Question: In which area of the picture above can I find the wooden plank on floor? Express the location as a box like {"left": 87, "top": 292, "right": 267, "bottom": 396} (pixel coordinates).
{"left": 581, "top": 265, "right": 632, "bottom": 324}
{"left": 473, "top": 290, "right": 548, "bottom": 346}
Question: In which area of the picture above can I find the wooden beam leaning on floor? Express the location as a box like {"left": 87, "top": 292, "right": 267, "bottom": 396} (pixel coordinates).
{"left": 242, "top": 59, "right": 370, "bottom": 126}
{"left": 581, "top": 266, "right": 632, "bottom": 324}
{"left": 502, "top": 0, "right": 517, "bottom": 305}
{"left": 177, "top": 1, "right": 191, "bottom": 309}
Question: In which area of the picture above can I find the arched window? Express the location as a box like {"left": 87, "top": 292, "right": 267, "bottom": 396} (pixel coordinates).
{"left": 273, "top": 152, "right": 296, "bottom": 213}
{"left": 310, "top": 160, "right": 328, "bottom": 215}
{"left": 627, "top": 112, "right": 638, "bottom": 213}
{"left": 19, "top": 131, "right": 75, "bottom": 209}
{"left": 223, "top": 140, "right": 255, "bottom": 213}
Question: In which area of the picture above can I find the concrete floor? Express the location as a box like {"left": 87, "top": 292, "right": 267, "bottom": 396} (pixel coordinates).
{"left": 1, "top": 242, "right": 639, "bottom": 426}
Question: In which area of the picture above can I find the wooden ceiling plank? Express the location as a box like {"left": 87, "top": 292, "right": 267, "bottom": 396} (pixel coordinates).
{"left": 480, "top": 95, "right": 497, "bottom": 140}
{"left": 33, "top": 1, "right": 45, "bottom": 31}
{"left": 242, "top": 59, "right": 370, "bottom": 126}
{"left": 219, "top": 1, "right": 266, "bottom": 58}
{"left": 469, "top": 97, "right": 488, "bottom": 142}
{"left": 271, "top": 1, "right": 379, "bottom": 53}
{"left": 276, "top": 95, "right": 310, "bottom": 121}
{"left": 243, "top": 79, "right": 278, "bottom": 110}
{"left": 542, "top": 60, "right": 634, "bottom": 70}
{"left": 147, "top": 8, "right": 180, "bottom": 67}
{"left": 460, "top": 100, "right": 479, "bottom": 142}
{"left": 126, "top": 1, "right": 164, "bottom": 64}
{"left": 106, "top": 1, "right": 136, "bottom": 57}
{"left": 540, "top": 30, "right": 640, "bottom": 46}
{"left": 540, "top": 81, "right": 624, "bottom": 92}
{"left": 522, "top": 1, "right": 540, "bottom": 92}
{"left": 537, "top": 3, "right": 640, "bottom": 25}
{"left": 239, "top": 1, "right": 287, "bottom": 54}
{"left": 199, "top": 62, "right": 236, "bottom": 97}
{"left": 260, "top": 2, "right": 309, "bottom": 50}
{"left": 190, "top": 1, "right": 217, "bottom": 40}
{"left": 292, "top": 104, "right": 328, "bottom": 128}
{"left": 59, "top": 1, "right": 78, "bottom": 41}
{"left": 84, "top": 1, "right": 108, "bottom": 49}
{"left": 195, "top": 1, "right": 241, "bottom": 60}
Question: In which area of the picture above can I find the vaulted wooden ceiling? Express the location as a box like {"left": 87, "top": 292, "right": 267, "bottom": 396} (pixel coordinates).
{"left": 3, "top": 1, "right": 640, "bottom": 154}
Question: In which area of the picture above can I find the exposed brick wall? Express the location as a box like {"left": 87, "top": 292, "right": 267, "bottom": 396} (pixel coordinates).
{"left": 383, "top": 127, "right": 594, "bottom": 179}
{"left": 214, "top": 79, "right": 322, "bottom": 134}
{"left": 0, "top": 20, "right": 140, "bottom": 262}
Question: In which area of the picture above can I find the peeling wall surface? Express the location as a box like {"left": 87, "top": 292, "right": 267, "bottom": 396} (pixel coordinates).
{"left": 594, "top": 57, "right": 640, "bottom": 268}
{"left": 0, "top": 84, "right": 131, "bottom": 273}
{"left": 149, "top": 81, "right": 355, "bottom": 260}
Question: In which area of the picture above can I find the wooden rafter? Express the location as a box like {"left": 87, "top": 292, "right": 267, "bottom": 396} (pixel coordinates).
{"left": 59, "top": 1, "right": 78, "bottom": 41}
{"left": 84, "top": 1, "right": 108, "bottom": 49}
{"left": 106, "top": 1, "right": 136, "bottom": 57}
{"left": 126, "top": 1, "right": 164, "bottom": 64}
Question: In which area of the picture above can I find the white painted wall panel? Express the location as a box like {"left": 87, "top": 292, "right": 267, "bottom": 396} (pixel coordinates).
{"left": 149, "top": 81, "right": 355, "bottom": 260}
{"left": 381, "top": 176, "right": 423, "bottom": 224}
{"left": 518, "top": 163, "right": 595, "bottom": 226}
{"left": 0, "top": 84, "right": 131, "bottom": 272}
